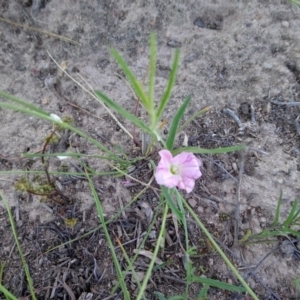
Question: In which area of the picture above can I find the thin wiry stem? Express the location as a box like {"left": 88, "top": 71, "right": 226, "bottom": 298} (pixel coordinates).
{"left": 47, "top": 51, "right": 133, "bottom": 139}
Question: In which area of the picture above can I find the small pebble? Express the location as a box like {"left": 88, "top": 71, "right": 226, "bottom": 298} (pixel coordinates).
{"left": 188, "top": 198, "right": 197, "bottom": 208}
{"left": 17, "top": 220, "right": 23, "bottom": 227}
{"left": 282, "top": 21, "right": 289, "bottom": 28}
{"left": 16, "top": 65, "right": 26, "bottom": 71}
{"left": 260, "top": 217, "right": 267, "bottom": 223}
{"left": 167, "top": 40, "right": 182, "bottom": 48}
{"left": 232, "top": 162, "right": 238, "bottom": 172}
{"left": 262, "top": 62, "right": 273, "bottom": 70}
{"left": 194, "top": 17, "right": 206, "bottom": 28}
{"left": 197, "top": 206, "right": 204, "bottom": 213}
{"left": 184, "top": 53, "right": 198, "bottom": 63}
{"left": 240, "top": 102, "right": 250, "bottom": 115}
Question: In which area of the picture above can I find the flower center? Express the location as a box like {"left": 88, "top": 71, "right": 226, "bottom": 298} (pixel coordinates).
{"left": 170, "top": 164, "right": 180, "bottom": 175}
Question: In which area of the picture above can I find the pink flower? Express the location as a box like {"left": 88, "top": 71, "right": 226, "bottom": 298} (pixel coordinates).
{"left": 155, "top": 150, "right": 202, "bottom": 193}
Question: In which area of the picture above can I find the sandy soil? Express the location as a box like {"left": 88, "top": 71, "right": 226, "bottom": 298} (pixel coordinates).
{"left": 0, "top": 0, "right": 300, "bottom": 299}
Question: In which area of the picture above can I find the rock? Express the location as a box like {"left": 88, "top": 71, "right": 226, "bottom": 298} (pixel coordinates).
{"left": 194, "top": 17, "right": 206, "bottom": 28}
{"left": 184, "top": 53, "right": 198, "bottom": 63}
{"left": 188, "top": 198, "right": 197, "bottom": 208}
{"left": 282, "top": 21, "right": 289, "bottom": 28}
{"left": 197, "top": 206, "right": 204, "bottom": 213}
{"left": 167, "top": 40, "right": 182, "bottom": 48}
{"left": 262, "top": 62, "right": 273, "bottom": 70}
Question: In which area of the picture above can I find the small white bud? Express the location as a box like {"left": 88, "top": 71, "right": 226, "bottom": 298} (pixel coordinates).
{"left": 50, "top": 113, "right": 63, "bottom": 123}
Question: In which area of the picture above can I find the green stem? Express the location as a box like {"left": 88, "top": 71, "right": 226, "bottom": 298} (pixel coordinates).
{"left": 0, "top": 191, "right": 37, "bottom": 300}
{"left": 182, "top": 197, "right": 259, "bottom": 300}
{"left": 135, "top": 202, "right": 169, "bottom": 300}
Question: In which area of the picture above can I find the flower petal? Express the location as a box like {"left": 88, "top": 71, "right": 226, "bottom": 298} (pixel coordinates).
{"left": 158, "top": 150, "right": 173, "bottom": 166}
{"left": 155, "top": 150, "right": 202, "bottom": 193}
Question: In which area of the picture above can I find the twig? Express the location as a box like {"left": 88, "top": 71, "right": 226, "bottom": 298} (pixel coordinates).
{"left": 48, "top": 52, "right": 133, "bottom": 139}
{"left": 41, "top": 128, "right": 56, "bottom": 185}
{"left": 295, "top": 116, "right": 300, "bottom": 136}
{"left": 202, "top": 154, "right": 238, "bottom": 183}
{"left": 271, "top": 100, "right": 300, "bottom": 107}
{"left": 160, "top": 274, "right": 186, "bottom": 284}
{"left": 248, "top": 147, "right": 269, "bottom": 155}
{"left": 0, "top": 16, "right": 80, "bottom": 45}
{"left": 250, "top": 104, "right": 255, "bottom": 122}
{"left": 233, "top": 151, "right": 244, "bottom": 247}
{"left": 223, "top": 108, "right": 242, "bottom": 127}
{"left": 53, "top": 83, "right": 105, "bottom": 122}
{"left": 57, "top": 279, "right": 76, "bottom": 300}
{"left": 214, "top": 237, "right": 281, "bottom": 300}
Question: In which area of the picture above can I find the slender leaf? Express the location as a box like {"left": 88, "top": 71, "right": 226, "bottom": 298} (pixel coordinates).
{"left": 181, "top": 194, "right": 259, "bottom": 300}
{"left": 148, "top": 33, "right": 157, "bottom": 113}
{"left": 0, "top": 101, "right": 124, "bottom": 163}
{"left": 0, "top": 170, "right": 117, "bottom": 176}
{"left": 84, "top": 169, "right": 131, "bottom": 300}
{"left": 197, "top": 284, "right": 209, "bottom": 299}
{"left": 248, "top": 228, "right": 300, "bottom": 242}
{"left": 290, "top": 0, "right": 300, "bottom": 5}
{"left": 153, "top": 292, "right": 167, "bottom": 300}
{"left": 95, "top": 90, "right": 154, "bottom": 137}
{"left": 178, "top": 106, "right": 212, "bottom": 133}
{"left": 291, "top": 207, "right": 300, "bottom": 224}
{"left": 0, "top": 284, "right": 18, "bottom": 300}
{"left": 0, "top": 90, "right": 48, "bottom": 116}
{"left": 110, "top": 49, "right": 149, "bottom": 109}
{"left": 166, "top": 95, "right": 191, "bottom": 150}
{"left": 284, "top": 200, "right": 299, "bottom": 227}
{"left": 173, "top": 144, "right": 245, "bottom": 155}
{"left": 115, "top": 241, "right": 143, "bottom": 295}
{"left": 161, "top": 187, "right": 183, "bottom": 220}
{"left": 153, "top": 293, "right": 185, "bottom": 300}
{"left": 113, "top": 204, "right": 161, "bottom": 293}
{"left": 135, "top": 203, "right": 169, "bottom": 300}
{"left": 156, "top": 50, "right": 180, "bottom": 121}
{"left": 0, "top": 262, "right": 9, "bottom": 300}
{"left": 272, "top": 191, "right": 283, "bottom": 226}
{"left": 0, "top": 192, "right": 37, "bottom": 300}
{"left": 191, "top": 276, "right": 246, "bottom": 292}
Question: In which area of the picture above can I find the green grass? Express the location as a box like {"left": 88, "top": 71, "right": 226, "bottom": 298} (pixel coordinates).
{"left": 241, "top": 192, "right": 300, "bottom": 244}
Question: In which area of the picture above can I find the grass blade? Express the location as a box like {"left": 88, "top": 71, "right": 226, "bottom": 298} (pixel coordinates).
{"left": 181, "top": 194, "right": 259, "bottom": 300}
{"left": 191, "top": 276, "right": 245, "bottom": 292}
{"left": 156, "top": 49, "right": 180, "bottom": 122}
{"left": 0, "top": 90, "right": 48, "bottom": 116}
{"left": 148, "top": 32, "right": 157, "bottom": 114}
{"left": 84, "top": 169, "right": 131, "bottom": 299}
{"left": 283, "top": 200, "right": 299, "bottom": 227}
{"left": 173, "top": 145, "right": 245, "bottom": 155}
{"left": 290, "top": 0, "right": 300, "bottom": 5}
{"left": 95, "top": 90, "right": 154, "bottom": 137}
{"left": 178, "top": 106, "right": 212, "bottom": 133}
{"left": 0, "top": 191, "right": 37, "bottom": 300}
{"left": 110, "top": 49, "right": 149, "bottom": 109}
{"left": 166, "top": 95, "right": 191, "bottom": 150}
{"left": 272, "top": 191, "right": 283, "bottom": 226}
{"left": 161, "top": 187, "right": 183, "bottom": 220}
{"left": 197, "top": 284, "right": 209, "bottom": 299}
{"left": 0, "top": 101, "right": 124, "bottom": 163}
{"left": 135, "top": 202, "right": 169, "bottom": 300}
{"left": 0, "top": 284, "right": 18, "bottom": 300}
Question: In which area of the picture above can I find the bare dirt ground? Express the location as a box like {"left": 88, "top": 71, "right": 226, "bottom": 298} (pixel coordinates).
{"left": 0, "top": 0, "right": 300, "bottom": 299}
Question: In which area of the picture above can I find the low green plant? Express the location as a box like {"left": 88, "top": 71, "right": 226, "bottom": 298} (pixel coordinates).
{"left": 0, "top": 33, "right": 259, "bottom": 299}
{"left": 290, "top": 0, "right": 300, "bottom": 6}
{"left": 242, "top": 192, "right": 300, "bottom": 244}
